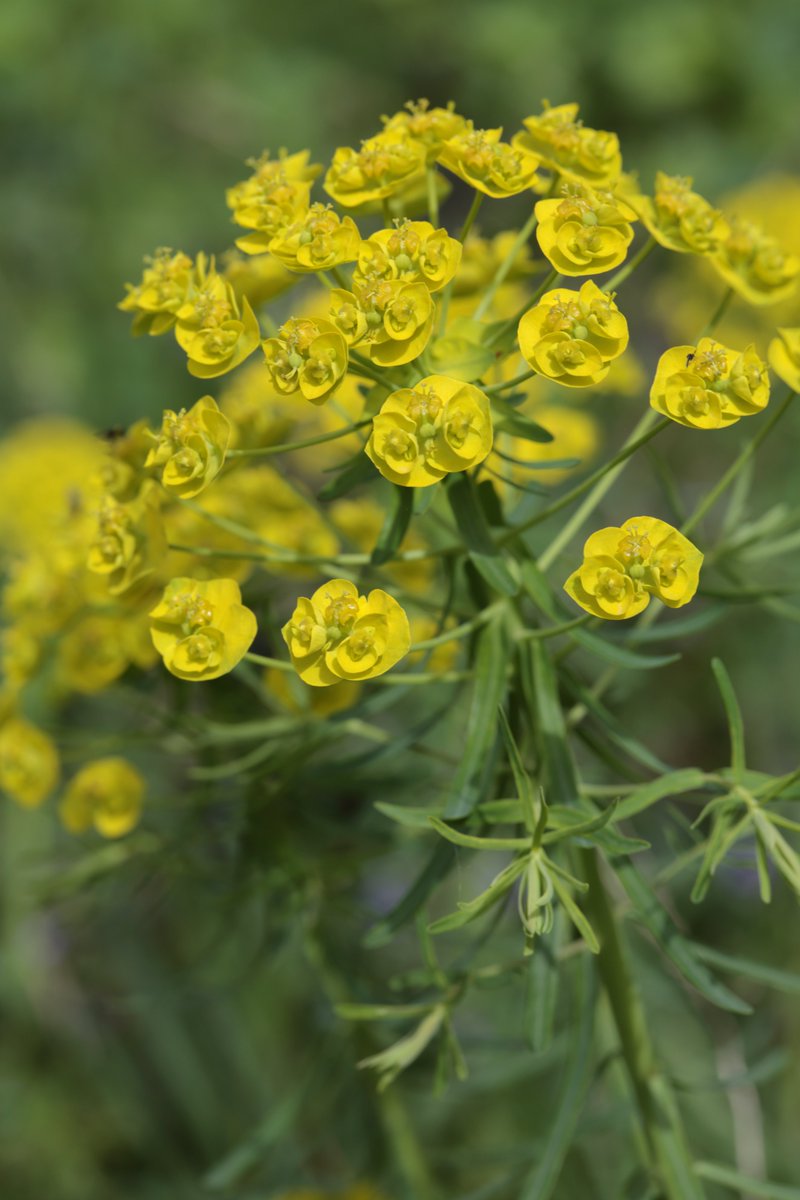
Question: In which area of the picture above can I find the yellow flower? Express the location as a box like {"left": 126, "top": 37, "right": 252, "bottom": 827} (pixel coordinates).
{"left": 262, "top": 317, "right": 349, "bottom": 404}
{"left": 518, "top": 281, "right": 628, "bottom": 387}
{"left": 149, "top": 577, "right": 257, "bottom": 681}
{"left": 118, "top": 248, "right": 193, "bottom": 336}
{"left": 59, "top": 757, "right": 144, "bottom": 838}
{"left": 57, "top": 615, "right": 131, "bottom": 694}
{"left": 650, "top": 338, "right": 770, "bottom": 429}
{"left": 226, "top": 150, "right": 319, "bottom": 255}
{"left": 536, "top": 184, "right": 637, "bottom": 276}
{"left": 145, "top": 396, "right": 231, "bottom": 499}
{"left": 711, "top": 215, "right": 799, "bottom": 306}
{"left": 437, "top": 126, "right": 539, "bottom": 198}
{"left": 174, "top": 256, "right": 260, "bottom": 378}
{"left": 324, "top": 131, "right": 426, "bottom": 209}
{"left": 269, "top": 203, "right": 361, "bottom": 273}
{"left": 355, "top": 220, "right": 461, "bottom": 293}
{"left": 329, "top": 279, "right": 434, "bottom": 368}
{"left": 87, "top": 482, "right": 165, "bottom": 595}
{"left": 564, "top": 517, "right": 703, "bottom": 620}
{"left": 382, "top": 99, "right": 467, "bottom": 158}
{"left": 768, "top": 327, "right": 800, "bottom": 392}
{"left": 513, "top": 102, "right": 622, "bottom": 187}
{"left": 0, "top": 717, "right": 59, "bottom": 809}
{"left": 626, "top": 172, "right": 728, "bottom": 255}
{"left": 366, "top": 375, "right": 493, "bottom": 487}
{"left": 282, "top": 579, "right": 410, "bottom": 686}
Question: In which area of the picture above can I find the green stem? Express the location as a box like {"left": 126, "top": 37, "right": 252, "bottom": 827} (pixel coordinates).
{"left": 696, "top": 285, "right": 734, "bottom": 340}
{"left": 486, "top": 267, "right": 560, "bottom": 347}
{"left": 458, "top": 189, "right": 484, "bottom": 243}
{"left": 349, "top": 352, "right": 401, "bottom": 392}
{"left": 244, "top": 652, "right": 292, "bottom": 671}
{"left": 426, "top": 165, "right": 440, "bottom": 227}
{"left": 515, "top": 614, "right": 592, "bottom": 641}
{"left": 227, "top": 418, "right": 372, "bottom": 459}
{"left": 411, "top": 600, "right": 506, "bottom": 651}
{"left": 604, "top": 236, "right": 657, "bottom": 291}
{"left": 485, "top": 367, "right": 538, "bottom": 395}
{"left": 681, "top": 389, "right": 795, "bottom": 536}
{"left": 474, "top": 203, "right": 539, "bottom": 320}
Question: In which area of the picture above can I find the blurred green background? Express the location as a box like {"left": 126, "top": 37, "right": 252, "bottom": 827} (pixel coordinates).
{"left": 2, "top": 1, "right": 800, "bottom": 1197}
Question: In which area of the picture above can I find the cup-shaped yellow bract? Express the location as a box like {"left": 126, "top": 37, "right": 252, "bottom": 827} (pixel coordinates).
{"left": 262, "top": 317, "right": 349, "bottom": 404}
{"left": 356, "top": 220, "right": 461, "bottom": 293}
{"left": 149, "top": 577, "right": 257, "bottom": 682}
{"left": 282, "top": 579, "right": 410, "bottom": 686}
{"left": 324, "top": 132, "right": 426, "bottom": 209}
{"left": 146, "top": 396, "right": 231, "bottom": 499}
{"left": 518, "top": 281, "right": 628, "bottom": 388}
{"left": 0, "top": 716, "right": 60, "bottom": 809}
{"left": 269, "top": 203, "right": 361, "bottom": 274}
{"left": 87, "top": 482, "right": 166, "bottom": 595}
{"left": 650, "top": 337, "right": 770, "bottom": 430}
{"left": 711, "top": 216, "right": 799, "bottom": 306}
{"left": 564, "top": 516, "right": 703, "bottom": 621}
{"left": 329, "top": 280, "right": 434, "bottom": 368}
{"left": 535, "top": 185, "right": 637, "bottom": 276}
{"left": 366, "top": 376, "right": 493, "bottom": 487}
{"left": 768, "top": 327, "right": 800, "bottom": 393}
{"left": 59, "top": 757, "right": 144, "bottom": 839}
{"left": 437, "top": 126, "right": 539, "bottom": 198}
{"left": 174, "top": 257, "right": 261, "bottom": 379}
{"left": 119, "top": 248, "right": 194, "bottom": 336}
{"left": 513, "top": 102, "right": 622, "bottom": 188}
{"left": 382, "top": 99, "right": 467, "bottom": 160}
{"left": 226, "top": 150, "right": 318, "bottom": 255}
{"left": 626, "top": 172, "right": 729, "bottom": 256}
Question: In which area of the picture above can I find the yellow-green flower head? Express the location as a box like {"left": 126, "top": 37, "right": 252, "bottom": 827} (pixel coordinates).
{"left": 365, "top": 375, "right": 493, "bottom": 487}
{"left": 0, "top": 717, "right": 59, "bottom": 809}
{"left": 513, "top": 102, "right": 622, "bottom": 188}
{"left": 269, "top": 203, "right": 361, "bottom": 273}
{"left": 86, "top": 482, "right": 166, "bottom": 595}
{"left": 356, "top": 220, "right": 461, "bottom": 293}
{"left": 329, "top": 277, "right": 434, "bottom": 368}
{"left": 535, "top": 184, "right": 637, "bottom": 276}
{"left": 262, "top": 317, "right": 348, "bottom": 404}
{"left": 118, "top": 248, "right": 193, "bottom": 336}
{"left": 768, "top": 327, "right": 800, "bottom": 392}
{"left": 437, "top": 125, "right": 540, "bottom": 198}
{"left": 59, "top": 757, "right": 144, "bottom": 839}
{"left": 627, "top": 172, "right": 729, "bottom": 255}
{"left": 145, "top": 395, "right": 231, "bottom": 499}
{"left": 518, "top": 281, "right": 628, "bottom": 388}
{"left": 324, "top": 131, "right": 427, "bottom": 209}
{"left": 711, "top": 214, "right": 799, "bottom": 306}
{"left": 226, "top": 150, "right": 319, "bottom": 255}
{"left": 149, "top": 577, "right": 257, "bottom": 682}
{"left": 564, "top": 516, "right": 703, "bottom": 621}
{"left": 1, "top": 627, "right": 41, "bottom": 697}
{"left": 382, "top": 99, "right": 467, "bottom": 159}
{"left": 174, "top": 256, "right": 260, "bottom": 378}
{"left": 282, "top": 578, "right": 410, "bottom": 686}
{"left": 650, "top": 337, "right": 770, "bottom": 429}
{"left": 56, "top": 615, "right": 131, "bottom": 694}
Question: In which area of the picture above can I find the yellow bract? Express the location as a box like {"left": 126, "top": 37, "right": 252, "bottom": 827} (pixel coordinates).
{"left": 768, "top": 327, "right": 800, "bottom": 392}
{"left": 118, "top": 248, "right": 194, "bottom": 336}
{"left": 711, "top": 215, "right": 799, "bottom": 306}
{"left": 87, "top": 482, "right": 166, "bottom": 594}
{"left": 514, "top": 102, "right": 622, "bottom": 188}
{"left": 149, "top": 577, "right": 257, "bottom": 682}
{"left": 518, "top": 281, "right": 628, "bottom": 388}
{"left": 626, "top": 172, "right": 729, "bottom": 255}
{"left": 650, "top": 337, "right": 770, "bottom": 429}
{"left": 437, "top": 126, "right": 539, "bottom": 198}
{"left": 535, "top": 185, "right": 637, "bottom": 276}
{"left": 174, "top": 255, "right": 261, "bottom": 378}
{"left": 0, "top": 717, "right": 59, "bottom": 809}
{"left": 269, "top": 203, "right": 361, "bottom": 273}
{"left": 356, "top": 220, "right": 461, "bottom": 293}
{"left": 226, "top": 149, "right": 319, "bottom": 255}
{"left": 282, "top": 579, "right": 410, "bottom": 686}
{"left": 262, "top": 317, "right": 349, "bottom": 404}
{"left": 59, "top": 756, "right": 144, "bottom": 838}
{"left": 382, "top": 99, "right": 467, "bottom": 159}
{"left": 564, "top": 517, "right": 703, "bottom": 621}
{"left": 324, "top": 131, "right": 426, "bottom": 210}
{"left": 146, "top": 396, "right": 230, "bottom": 499}
{"left": 329, "top": 278, "right": 434, "bottom": 368}
{"left": 366, "top": 375, "right": 493, "bottom": 487}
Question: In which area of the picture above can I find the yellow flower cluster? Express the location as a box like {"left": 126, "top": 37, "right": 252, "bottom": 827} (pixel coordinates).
{"left": 627, "top": 172, "right": 729, "bottom": 255}
{"left": 565, "top": 517, "right": 703, "bottom": 620}
{"left": 262, "top": 317, "right": 349, "bottom": 403}
{"left": 282, "top": 579, "right": 410, "bottom": 686}
{"left": 226, "top": 149, "right": 320, "bottom": 254}
{"left": 518, "top": 281, "right": 628, "bottom": 387}
{"left": 514, "top": 101, "right": 622, "bottom": 187}
{"left": 650, "top": 337, "right": 770, "bottom": 429}
{"left": 535, "top": 184, "right": 637, "bottom": 275}
{"left": 438, "top": 125, "right": 540, "bottom": 197}
{"left": 145, "top": 396, "right": 231, "bottom": 498}
{"left": 149, "top": 577, "right": 257, "bottom": 681}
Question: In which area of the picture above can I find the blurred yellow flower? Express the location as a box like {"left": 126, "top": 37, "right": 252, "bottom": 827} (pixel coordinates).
{"left": 768, "top": 327, "right": 800, "bottom": 393}
{"left": 60, "top": 757, "right": 144, "bottom": 838}
{"left": 437, "top": 126, "right": 539, "bottom": 198}
{"left": 146, "top": 396, "right": 230, "bottom": 499}
{"left": 514, "top": 102, "right": 622, "bottom": 187}
{"left": 0, "top": 717, "right": 59, "bottom": 809}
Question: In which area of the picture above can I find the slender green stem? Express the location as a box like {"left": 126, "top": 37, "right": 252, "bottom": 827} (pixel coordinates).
{"left": 515, "top": 614, "right": 592, "bottom": 641}
{"left": 486, "top": 267, "right": 560, "bottom": 347}
{"left": 426, "top": 165, "right": 440, "bottom": 227}
{"left": 474, "top": 203, "right": 539, "bottom": 320}
{"left": 242, "top": 652, "right": 469, "bottom": 686}
{"left": 485, "top": 367, "right": 538, "bottom": 395}
{"left": 681, "top": 389, "right": 795, "bottom": 536}
{"left": 696, "top": 286, "right": 734, "bottom": 341}
{"left": 349, "top": 352, "right": 402, "bottom": 393}
{"left": 245, "top": 652, "right": 293, "bottom": 671}
{"left": 411, "top": 600, "right": 506, "bottom": 651}
{"left": 458, "top": 189, "right": 484, "bottom": 243}
{"left": 227, "top": 418, "right": 372, "bottom": 459}
{"left": 604, "top": 236, "right": 657, "bottom": 291}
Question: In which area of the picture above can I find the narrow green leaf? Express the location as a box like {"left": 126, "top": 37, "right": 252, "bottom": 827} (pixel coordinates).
{"left": 470, "top": 550, "right": 520, "bottom": 596}
{"left": 549, "top": 872, "right": 599, "bottom": 953}
{"left": 694, "top": 1161, "right": 800, "bottom": 1199}
{"left": 335, "top": 1002, "right": 432, "bottom": 1021}
{"left": 571, "top": 626, "right": 680, "bottom": 671}
{"left": 711, "top": 658, "right": 746, "bottom": 774}
{"left": 493, "top": 400, "right": 554, "bottom": 444}
{"left": 647, "top": 1075, "right": 708, "bottom": 1200}
{"left": 317, "top": 449, "right": 375, "bottom": 500}
{"left": 542, "top": 801, "right": 618, "bottom": 846}
{"left": 374, "top": 801, "right": 444, "bottom": 829}
{"left": 525, "top": 640, "right": 580, "bottom": 806}
{"left": 525, "top": 910, "right": 563, "bottom": 1053}
{"left": 371, "top": 484, "right": 414, "bottom": 565}
{"left": 444, "top": 619, "right": 510, "bottom": 818}
{"left": 447, "top": 473, "right": 519, "bottom": 595}
{"left": 498, "top": 705, "right": 541, "bottom": 834}
{"left": 429, "top": 855, "right": 528, "bottom": 934}
{"left": 615, "top": 769, "right": 710, "bottom": 821}
{"left": 690, "top": 944, "right": 800, "bottom": 996}
{"left": 428, "top": 816, "right": 530, "bottom": 851}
